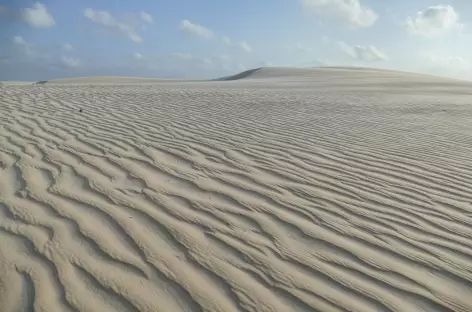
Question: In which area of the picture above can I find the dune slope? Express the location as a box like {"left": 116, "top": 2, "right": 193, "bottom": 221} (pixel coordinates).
{"left": 1, "top": 68, "right": 472, "bottom": 312}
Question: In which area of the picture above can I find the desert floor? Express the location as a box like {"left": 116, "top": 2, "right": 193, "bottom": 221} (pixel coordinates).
{"left": 1, "top": 68, "right": 472, "bottom": 312}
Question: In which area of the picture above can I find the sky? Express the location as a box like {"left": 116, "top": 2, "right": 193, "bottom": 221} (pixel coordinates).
{"left": 1, "top": 0, "right": 472, "bottom": 81}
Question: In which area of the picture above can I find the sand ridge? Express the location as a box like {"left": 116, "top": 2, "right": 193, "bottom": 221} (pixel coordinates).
{"left": 0, "top": 67, "right": 472, "bottom": 311}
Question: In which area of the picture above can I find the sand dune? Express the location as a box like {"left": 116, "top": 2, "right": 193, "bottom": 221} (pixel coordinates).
{"left": 1, "top": 67, "right": 472, "bottom": 312}
{"left": 40, "top": 76, "right": 196, "bottom": 85}
{"left": 0, "top": 81, "right": 34, "bottom": 86}
{"left": 220, "top": 66, "right": 462, "bottom": 82}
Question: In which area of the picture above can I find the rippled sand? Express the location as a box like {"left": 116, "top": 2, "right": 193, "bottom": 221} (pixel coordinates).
{"left": 1, "top": 67, "right": 472, "bottom": 312}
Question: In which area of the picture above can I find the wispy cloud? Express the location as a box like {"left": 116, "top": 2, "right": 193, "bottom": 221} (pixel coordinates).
{"left": 171, "top": 52, "right": 194, "bottom": 60}
{"left": 338, "top": 41, "right": 388, "bottom": 61}
{"left": 295, "top": 43, "right": 314, "bottom": 53}
{"left": 179, "top": 20, "right": 214, "bottom": 39}
{"left": 239, "top": 41, "right": 252, "bottom": 52}
{"left": 13, "top": 36, "right": 27, "bottom": 46}
{"left": 301, "top": 0, "right": 377, "bottom": 28}
{"left": 140, "top": 12, "right": 153, "bottom": 24}
{"left": 84, "top": 8, "right": 143, "bottom": 42}
{"left": 61, "top": 43, "right": 74, "bottom": 51}
{"left": 222, "top": 36, "right": 252, "bottom": 52}
{"left": 133, "top": 52, "right": 144, "bottom": 60}
{"left": 12, "top": 36, "right": 36, "bottom": 56}
{"left": 61, "top": 56, "right": 81, "bottom": 68}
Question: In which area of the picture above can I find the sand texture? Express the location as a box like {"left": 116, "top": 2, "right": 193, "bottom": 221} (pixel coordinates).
{"left": 1, "top": 67, "right": 472, "bottom": 312}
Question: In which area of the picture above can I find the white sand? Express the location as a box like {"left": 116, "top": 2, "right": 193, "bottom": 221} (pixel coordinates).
{"left": 1, "top": 67, "right": 472, "bottom": 312}
{"left": 0, "top": 81, "right": 34, "bottom": 85}
{"left": 43, "top": 76, "right": 192, "bottom": 85}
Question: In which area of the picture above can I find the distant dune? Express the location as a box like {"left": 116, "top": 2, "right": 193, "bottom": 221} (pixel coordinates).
{"left": 1, "top": 67, "right": 472, "bottom": 312}
{"left": 0, "top": 81, "right": 34, "bottom": 85}
{"left": 219, "top": 66, "right": 466, "bottom": 82}
{"left": 39, "top": 76, "right": 195, "bottom": 85}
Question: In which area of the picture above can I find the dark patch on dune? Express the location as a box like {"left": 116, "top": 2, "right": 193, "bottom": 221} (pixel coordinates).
{"left": 213, "top": 68, "right": 263, "bottom": 81}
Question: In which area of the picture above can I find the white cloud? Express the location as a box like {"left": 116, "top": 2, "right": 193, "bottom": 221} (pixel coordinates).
{"left": 21, "top": 2, "right": 55, "bottom": 28}
{"left": 61, "top": 43, "right": 74, "bottom": 51}
{"left": 338, "top": 41, "right": 388, "bottom": 61}
{"left": 140, "top": 12, "right": 153, "bottom": 24}
{"left": 405, "top": 5, "right": 462, "bottom": 37}
{"left": 84, "top": 8, "right": 143, "bottom": 42}
{"left": 134, "top": 52, "right": 144, "bottom": 60}
{"left": 61, "top": 56, "right": 80, "bottom": 68}
{"left": 179, "top": 20, "right": 214, "bottom": 39}
{"left": 301, "top": 0, "right": 377, "bottom": 28}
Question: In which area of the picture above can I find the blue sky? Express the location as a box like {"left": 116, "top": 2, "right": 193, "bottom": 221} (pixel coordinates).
{"left": 1, "top": 0, "right": 471, "bottom": 81}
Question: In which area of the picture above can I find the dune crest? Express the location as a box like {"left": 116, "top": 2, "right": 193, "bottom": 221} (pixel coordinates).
{"left": 1, "top": 67, "right": 472, "bottom": 312}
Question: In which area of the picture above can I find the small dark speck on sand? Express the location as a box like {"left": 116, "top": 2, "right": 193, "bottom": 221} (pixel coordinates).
{"left": 79, "top": 109, "right": 83, "bottom": 113}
